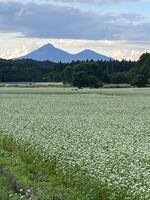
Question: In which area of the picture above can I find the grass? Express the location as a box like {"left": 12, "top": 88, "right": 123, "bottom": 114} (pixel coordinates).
{"left": 0, "top": 149, "right": 28, "bottom": 200}
{"left": 0, "top": 142, "right": 89, "bottom": 200}
{"left": 0, "top": 86, "right": 150, "bottom": 95}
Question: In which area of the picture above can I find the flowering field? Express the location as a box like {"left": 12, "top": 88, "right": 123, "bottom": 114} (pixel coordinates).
{"left": 0, "top": 88, "right": 150, "bottom": 199}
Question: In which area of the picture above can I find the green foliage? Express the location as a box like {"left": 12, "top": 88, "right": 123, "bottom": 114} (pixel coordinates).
{"left": 88, "top": 75, "right": 102, "bottom": 88}
{"left": 63, "top": 66, "right": 73, "bottom": 84}
{"left": 131, "top": 74, "right": 147, "bottom": 87}
{"left": 72, "top": 71, "right": 102, "bottom": 88}
{"left": 138, "top": 52, "right": 150, "bottom": 65}
{"left": 110, "top": 72, "right": 128, "bottom": 84}
{"left": 130, "top": 52, "right": 150, "bottom": 85}
{"left": 72, "top": 71, "right": 89, "bottom": 88}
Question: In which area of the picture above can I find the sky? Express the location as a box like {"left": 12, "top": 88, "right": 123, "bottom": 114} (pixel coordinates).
{"left": 0, "top": 0, "right": 150, "bottom": 60}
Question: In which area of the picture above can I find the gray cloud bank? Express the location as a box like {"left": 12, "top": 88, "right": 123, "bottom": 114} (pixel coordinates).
{"left": 0, "top": 1, "right": 149, "bottom": 41}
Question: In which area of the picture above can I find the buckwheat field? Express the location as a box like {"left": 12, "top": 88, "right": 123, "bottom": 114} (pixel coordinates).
{"left": 0, "top": 88, "right": 150, "bottom": 200}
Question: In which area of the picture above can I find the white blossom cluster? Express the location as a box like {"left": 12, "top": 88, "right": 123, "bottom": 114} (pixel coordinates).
{"left": 0, "top": 89, "right": 150, "bottom": 199}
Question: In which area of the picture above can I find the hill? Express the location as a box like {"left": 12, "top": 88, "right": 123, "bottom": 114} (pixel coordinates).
{"left": 18, "top": 43, "right": 112, "bottom": 63}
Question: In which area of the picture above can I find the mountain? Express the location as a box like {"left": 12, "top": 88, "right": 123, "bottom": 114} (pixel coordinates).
{"left": 73, "top": 49, "right": 111, "bottom": 61}
{"left": 18, "top": 43, "right": 112, "bottom": 63}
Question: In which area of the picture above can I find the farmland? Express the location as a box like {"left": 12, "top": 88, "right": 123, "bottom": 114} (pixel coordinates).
{"left": 0, "top": 87, "right": 150, "bottom": 199}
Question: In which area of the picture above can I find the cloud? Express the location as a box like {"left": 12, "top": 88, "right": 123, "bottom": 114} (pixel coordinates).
{"left": 0, "top": 46, "right": 29, "bottom": 59}
{"left": 0, "top": 1, "right": 149, "bottom": 41}
{"left": 51, "top": 0, "right": 141, "bottom": 4}
{"left": 0, "top": 0, "right": 141, "bottom": 3}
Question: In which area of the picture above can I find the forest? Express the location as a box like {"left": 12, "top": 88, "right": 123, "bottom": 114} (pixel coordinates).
{"left": 0, "top": 52, "right": 150, "bottom": 88}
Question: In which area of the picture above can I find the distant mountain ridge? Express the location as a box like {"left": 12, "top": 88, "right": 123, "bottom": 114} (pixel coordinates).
{"left": 18, "top": 43, "right": 113, "bottom": 63}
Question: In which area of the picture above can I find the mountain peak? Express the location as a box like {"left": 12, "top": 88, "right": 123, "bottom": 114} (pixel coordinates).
{"left": 83, "top": 49, "right": 93, "bottom": 52}
{"left": 80, "top": 49, "right": 96, "bottom": 53}
{"left": 41, "top": 43, "right": 55, "bottom": 49}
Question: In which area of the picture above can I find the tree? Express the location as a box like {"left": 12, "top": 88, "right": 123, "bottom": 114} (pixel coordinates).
{"left": 63, "top": 66, "right": 73, "bottom": 84}
{"left": 138, "top": 52, "right": 150, "bottom": 65}
{"left": 138, "top": 64, "right": 150, "bottom": 80}
{"left": 110, "top": 72, "right": 128, "bottom": 84}
{"left": 73, "top": 62, "right": 103, "bottom": 80}
{"left": 88, "top": 75, "right": 102, "bottom": 88}
{"left": 72, "top": 71, "right": 88, "bottom": 88}
{"left": 131, "top": 75, "right": 147, "bottom": 87}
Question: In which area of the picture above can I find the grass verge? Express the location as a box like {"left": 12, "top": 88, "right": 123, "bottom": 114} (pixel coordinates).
{"left": 0, "top": 135, "right": 103, "bottom": 200}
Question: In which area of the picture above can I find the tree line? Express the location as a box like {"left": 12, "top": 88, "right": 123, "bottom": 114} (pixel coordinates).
{"left": 0, "top": 53, "right": 150, "bottom": 88}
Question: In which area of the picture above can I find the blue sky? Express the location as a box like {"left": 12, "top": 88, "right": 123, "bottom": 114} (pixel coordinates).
{"left": 0, "top": 0, "right": 150, "bottom": 60}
